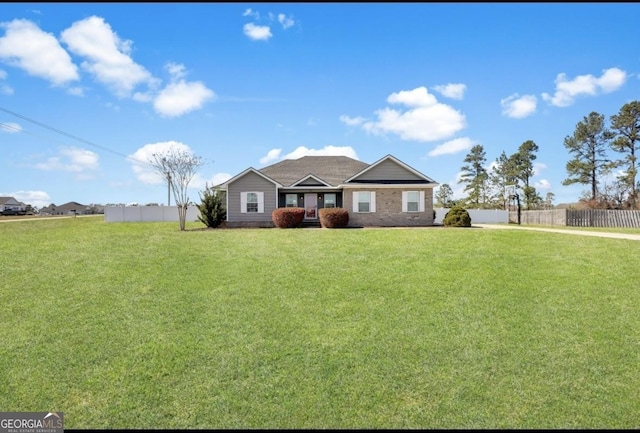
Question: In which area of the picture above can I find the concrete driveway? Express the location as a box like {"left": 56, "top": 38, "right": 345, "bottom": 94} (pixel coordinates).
{"left": 474, "top": 223, "right": 640, "bottom": 241}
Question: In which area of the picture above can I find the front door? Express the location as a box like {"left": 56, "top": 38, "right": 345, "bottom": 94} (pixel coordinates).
{"left": 304, "top": 193, "right": 317, "bottom": 219}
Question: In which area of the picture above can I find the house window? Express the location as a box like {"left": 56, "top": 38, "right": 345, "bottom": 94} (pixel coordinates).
{"left": 402, "top": 191, "right": 425, "bottom": 212}
{"left": 241, "top": 192, "right": 264, "bottom": 213}
{"left": 247, "top": 193, "right": 258, "bottom": 212}
{"left": 353, "top": 191, "right": 376, "bottom": 213}
{"left": 286, "top": 194, "right": 298, "bottom": 207}
{"left": 324, "top": 193, "right": 336, "bottom": 208}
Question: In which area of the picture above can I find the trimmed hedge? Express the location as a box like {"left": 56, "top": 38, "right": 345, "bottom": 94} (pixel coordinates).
{"left": 272, "top": 207, "right": 305, "bottom": 228}
{"left": 443, "top": 206, "right": 472, "bottom": 227}
{"left": 318, "top": 207, "right": 349, "bottom": 228}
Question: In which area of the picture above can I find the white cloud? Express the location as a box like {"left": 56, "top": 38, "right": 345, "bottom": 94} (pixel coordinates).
{"left": 533, "top": 162, "right": 547, "bottom": 176}
{"left": 33, "top": 147, "right": 99, "bottom": 177}
{"left": 60, "top": 16, "right": 156, "bottom": 98}
{"left": 598, "top": 67, "right": 627, "bottom": 92}
{"left": 128, "top": 141, "right": 194, "bottom": 185}
{"left": 67, "top": 86, "right": 84, "bottom": 96}
{"left": 535, "top": 179, "right": 551, "bottom": 190}
{"left": 3, "top": 190, "right": 52, "bottom": 208}
{"left": 260, "top": 146, "right": 359, "bottom": 164}
{"left": 278, "top": 14, "right": 295, "bottom": 29}
{"left": 0, "top": 19, "right": 79, "bottom": 86}
{"left": 1, "top": 122, "right": 22, "bottom": 133}
{"left": 150, "top": 62, "right": 215, "bottom": 117}
{"left": 210, "top": 172, "right": 232, "bottom": 186}
{"left": 542, "top": 67, "right": 627, "bottom": 107}
{"left": 259, "top": 148, "right": 282, "bottom": 165}
{"left": 428, "top": 137, "right": 473, "bottom": 157}
{"left": 153, "top": 80, "right": 215, "bottom": 118}
{"left": 243, "top": 23, "right": 272, "bottom": 41}
{"left": 442, "top": 171, "right": 467, "bottom": 200}
{"left": 0, "top": 70, "right": 12, "bottom": 94}
{"left": 190, "top": 172, "right": 232, "bottom": 190}
{"left": 501, "top": 93, "right": 537, "bottom": 118}
{"left": 282, "top": 145, "right": 358, "bottom": 160}
{"left": 386, "top": 86, "right": 437, "bottom": 107}
{"left": 165, "top": 62, "right": 187, "bottom": 80}
{"left": 339, "top": 115, "right": 366, "bottom": 126}
{"left": 349, "top": 86, "right": 466, "bottom": 142}
{"left": 433, "top": 83, "right": 466, "bottom": 100}
{"left": 242, "top": 8, "right": 259, "bottom": 19}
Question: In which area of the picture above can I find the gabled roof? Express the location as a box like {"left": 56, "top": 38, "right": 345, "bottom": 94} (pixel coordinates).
{"left": 291, "top": 174, "right": 332, "bottom": 187}
{"left": 259, "top": 156, "right": 369, "bottom": 187}
{"left": 344, "top": 154, "right": 437, "bottom": 184}
{"left": 55, "top": 202, "right": 89, "bottom": 212}
{"left": 0, "top": 197, "right": 18, "bottom": 205}
{"left": 220, "top": 167, "right": 282, "bottom": 188}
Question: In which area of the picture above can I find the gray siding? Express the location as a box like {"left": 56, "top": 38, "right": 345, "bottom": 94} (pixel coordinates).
{"left": 227, "top": 171, "right": 277, "bottom": 222}
{"left": 352, "top": 159, "right": 423, "bottom": 181}
{"left": 345, "top": 188, "right": 435, "bottom": 227}
{"left": 297, "top": 178, "right": 325, "bottom": 186}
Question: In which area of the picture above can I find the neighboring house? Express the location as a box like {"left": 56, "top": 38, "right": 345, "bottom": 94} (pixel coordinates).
{"left": 0, "top": 197, "right": 26, "bottom": 213}
{"left": 39, "top": 201, "right": 95, "bottom": 215}
{"left": 218, "top": 154, "right": 438, "bottom": 228}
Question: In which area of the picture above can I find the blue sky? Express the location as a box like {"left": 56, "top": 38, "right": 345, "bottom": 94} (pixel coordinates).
{"left": 1, "top": 3, "right": 639, "bottom": 208}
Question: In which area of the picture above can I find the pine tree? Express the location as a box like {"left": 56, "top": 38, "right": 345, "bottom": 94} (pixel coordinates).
{"left": 609, "top": 101, "right": 640, "bottom": 208}
{"left": 562, "top": 112, "right": 614, "bottom": 202}
{"left": 459, "top": 144, "right": 488, "bottom": 207}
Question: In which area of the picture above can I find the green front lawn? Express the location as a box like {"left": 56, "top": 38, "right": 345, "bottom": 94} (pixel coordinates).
{"left": 1, "top": 218, "right": 639, "bottom": 428}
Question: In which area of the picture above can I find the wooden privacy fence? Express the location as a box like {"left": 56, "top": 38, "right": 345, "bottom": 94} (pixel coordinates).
{"left": 510, "top": 209, "right": 640, "bottom": 228}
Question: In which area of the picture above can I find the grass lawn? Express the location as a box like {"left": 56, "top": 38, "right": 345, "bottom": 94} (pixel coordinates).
{"left": 1, "top": 217, "right": 640, "bottom": 429}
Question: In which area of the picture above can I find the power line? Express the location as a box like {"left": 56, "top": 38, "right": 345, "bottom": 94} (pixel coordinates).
{"left": 0, "top": 106, "right": 154, "bottom": 168}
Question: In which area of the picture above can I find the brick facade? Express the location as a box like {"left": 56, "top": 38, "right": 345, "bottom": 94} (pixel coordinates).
{"left": 345, "top": 188, "right": 434, "bottom": 227}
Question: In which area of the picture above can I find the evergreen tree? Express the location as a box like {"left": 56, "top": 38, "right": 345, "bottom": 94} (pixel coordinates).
{"left": 514, "top": 140, "right": 539, "bottom": 209}
{"left": 434, "top": 183, "right": 454, "bottom": 208}
{"left": 562, "top": 112, "right": 614, "bottom": 202}
{"left": 489, "top": 151, "right": 518, "bottom": 209}
{"left": 459, "top": 144, "right": 488, "bottom": 207}
{"left": 609, "top": 100, "right": 640, "bottom": 208}
{"left": 197, "top": 184, "right": 226, "bottom": 228}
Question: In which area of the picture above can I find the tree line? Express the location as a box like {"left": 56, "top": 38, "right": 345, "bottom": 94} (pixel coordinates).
{"left": 435, "top": 100, "right": 640, "bottom": 210}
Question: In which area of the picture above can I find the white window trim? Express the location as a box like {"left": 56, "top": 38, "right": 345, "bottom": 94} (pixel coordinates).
{"left": 240, "top": 191, "right": 264, "bottom": 213}
{"left": 402, "top": 191, "right": 425, "bottom": 212}
{"left": 353, "top": 191, "right": 376, "bottom": 213}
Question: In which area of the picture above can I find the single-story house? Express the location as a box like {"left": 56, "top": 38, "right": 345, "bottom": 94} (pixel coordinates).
{"left": 218, "top": 154, "right": 438, "bottom": 228}
{"left": 39, "top": 202, "right": 95, "bottom": 215}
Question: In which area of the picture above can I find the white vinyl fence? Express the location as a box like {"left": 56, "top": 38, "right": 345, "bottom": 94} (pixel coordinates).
{"left": 434, "top": 208, "right": 508, "bottom": 224}
{"left": 104, "top": 206, "right": 200, "bottom": 223}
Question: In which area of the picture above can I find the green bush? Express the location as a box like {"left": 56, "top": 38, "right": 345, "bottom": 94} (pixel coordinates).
{"left": 272, "top": 207, "right": 305, "bottom": 228}
{"left": 443, "top": 206, "right": 471, "bottom": 227}
{"left": 197, "top": 185, "right": 226, "bottom": 228}
{"left": 318, "top": 207, "right": 349, "bottom": 228}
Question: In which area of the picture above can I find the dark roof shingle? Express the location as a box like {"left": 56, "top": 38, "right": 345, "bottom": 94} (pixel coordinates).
{"left": 259, "top": 155, "right": 369, "bottom": 187}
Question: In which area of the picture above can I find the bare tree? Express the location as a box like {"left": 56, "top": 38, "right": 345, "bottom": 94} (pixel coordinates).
{"left": 148, "top": 146, "right": 204, "bottom": 231}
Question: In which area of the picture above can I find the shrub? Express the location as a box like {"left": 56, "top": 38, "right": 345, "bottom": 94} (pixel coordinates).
{"left": 272, "top": 207, "right": 305, "bottom": 228}
{"left": 197, "top": 184, "right": 226, "bottom": 228}
{"left": 318, "top": 207, "right": 349, "bottom": 228}
{"left": 443, "top": 206, "right": 471, "bottom": 227}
